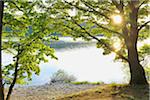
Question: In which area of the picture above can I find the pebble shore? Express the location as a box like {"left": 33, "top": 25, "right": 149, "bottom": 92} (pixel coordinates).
{"left": 10, "top": 82, "right": 99, "bottom": 100}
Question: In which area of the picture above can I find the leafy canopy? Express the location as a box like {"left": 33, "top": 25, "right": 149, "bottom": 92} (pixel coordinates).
{"left": 2, "top": 0, "right": 58, "bottom": 85}
{"left": 44, "top": 0, "right": 150, "bottom": 63}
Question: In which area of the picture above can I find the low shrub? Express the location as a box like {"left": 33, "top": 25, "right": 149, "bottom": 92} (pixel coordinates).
{"left": 50, "top": 69, "right": 77, "bottom": 83}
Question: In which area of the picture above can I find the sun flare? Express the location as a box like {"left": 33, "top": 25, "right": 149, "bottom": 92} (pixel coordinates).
{"left": 113, "top": 42, "right": 121, "bottom": 51}
{"left": 112, "top": 15, "right": 122, "bottom": 24}
{"left": 113, "top": 39, "right": 122, "bottom": 51}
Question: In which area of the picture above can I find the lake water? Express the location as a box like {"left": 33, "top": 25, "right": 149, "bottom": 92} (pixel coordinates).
{"left": 2, "top": 37, "right": 127, "bottom": 86}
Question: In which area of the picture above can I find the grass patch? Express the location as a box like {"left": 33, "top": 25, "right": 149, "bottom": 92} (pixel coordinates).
{"left": 57, "top": 84, "right": 149, "bottom": 100}
{"left": 70, "top": 81, "right": 104, "bottom": 85}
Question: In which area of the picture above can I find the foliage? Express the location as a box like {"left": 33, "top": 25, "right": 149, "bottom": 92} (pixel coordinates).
{"left": 138, "top": 44, "right": 150, "bottom": 61}
{"left": 50, "top": 69, "right": 76, "bottom": 83}
{"left": 44, "top": 0, "right": 150, "bottom": 62}
{"left": 144, "top": 67, "right": 150, "bottom": 81}
{"left": 2, "top": 0, "right": 58, "bottom": 86}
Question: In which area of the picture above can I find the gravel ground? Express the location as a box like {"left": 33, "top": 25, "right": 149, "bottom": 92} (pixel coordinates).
{"left": 10, "top": 82, "right": 99, "bottom": 100}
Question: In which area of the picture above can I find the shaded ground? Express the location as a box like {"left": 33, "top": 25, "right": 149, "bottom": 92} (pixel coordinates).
{"left": 57, "top": 84, "right": 150, "bottom": 100}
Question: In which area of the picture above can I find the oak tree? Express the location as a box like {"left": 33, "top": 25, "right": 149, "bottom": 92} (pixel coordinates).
{"left": 48, "top": 0, "right": 150, "bottom": 85}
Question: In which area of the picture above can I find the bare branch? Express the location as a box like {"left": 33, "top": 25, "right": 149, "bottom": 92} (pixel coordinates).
{"left": 138, "top": 21, "right": 150, "bottom": 31}
{"left": 70, "top": 17, "right": 129, "bottom": 62}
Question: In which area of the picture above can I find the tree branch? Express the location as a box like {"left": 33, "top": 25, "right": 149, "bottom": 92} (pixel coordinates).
{"left": 64, "top": 25, "right": 92, "bottom": 41}
{"left": 4, "top": 49, "right": 16, "bottom": 55}
{"left": 6, "top": 44, "right": 21, "bottom": 100}
{"left": 138, "top": 21, "right": 150, "bottom": 31}
{"left": 111, "top": 0, "right": 124, "bottom": 12}
{"left": 82, "top": 1, "right": 110, "bottom": 12}
{"left": 138, "top": 1, "right": 146, "bottom": 9}
{"left": 81, "top": 0, "right": 120, "bottom": 15}
{"left": 64, "top": 0, "right": 110, "bottom": 19}
{"left": 80, "top": 0, "right": 110, "bottom": 19}
{"left": 9, "top": 1, "right": 24, "bottom": 12}
{"left": 93, "top": 21, "right": 123, "bottom": 37}
{"left": 111, "top": 0, "right": 119, "bottom": 9}
{"left": 70, "top": 17, "right": 129, "bottom": 62}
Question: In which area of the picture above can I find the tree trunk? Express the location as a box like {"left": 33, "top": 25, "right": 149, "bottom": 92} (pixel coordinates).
{"left": 127, "top": 43, "right": 148, "bottom": 85}
{"left": 6, "top": 46, "right": 20, "bottom": 100}
{"left": 126, "top": 0, "right": 148, "bottom": 86}
{"left": 0, "top": 1, "right": 4, "bottom": 100}
{"left": 6, "top": 61, "right": 19, "bottom": 100}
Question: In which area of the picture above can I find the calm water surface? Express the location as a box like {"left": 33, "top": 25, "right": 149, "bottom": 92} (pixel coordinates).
{"left": 2, "top": 37, "right": 127, "bottom": 86}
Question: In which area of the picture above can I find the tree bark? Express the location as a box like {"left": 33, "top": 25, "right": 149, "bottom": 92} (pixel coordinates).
{"left": 6, "top": 45, "right": 20, "bottom": 100}
{"left": 6, "top": 60, "right": 19, "bottom": 100}
{"left": 0, "top": 1, "right": 4, "bottom": 100}
{"left": 127, "top": 41, "right": 148, "bottom": 85}
{"left": 125, "top": 0, "right": 148, "bottom": 86}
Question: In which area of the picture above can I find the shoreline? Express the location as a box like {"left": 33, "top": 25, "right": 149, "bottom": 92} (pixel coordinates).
{"left": 8, "top": 82, "right": 101, "bottom": 100}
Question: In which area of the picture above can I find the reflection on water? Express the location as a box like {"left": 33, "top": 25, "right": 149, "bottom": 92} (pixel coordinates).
{"left": 2, "top": 37, "right": 126, "bottom": 86}
{"left": 50, "top": 37, "right": 96, "bottom": 50}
